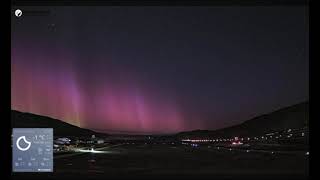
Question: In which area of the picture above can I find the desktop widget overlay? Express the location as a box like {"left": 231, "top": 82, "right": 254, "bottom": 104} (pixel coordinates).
{"left": 12, "top": 128, "right": 53, "bottom": 172}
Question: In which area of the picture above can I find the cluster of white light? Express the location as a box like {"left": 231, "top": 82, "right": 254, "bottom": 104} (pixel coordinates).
{"left": 181, "top": 128, "right": 307, "bottom": 144}
{"left": 182, "top": 138, "right": 245, "bottom": 143}
{"left": 182, "top": 138, "right": 250, "bottom": 143}
{"left": 232, "top": 141, "right": 243, "bottom": 145}
{"left": 182, "top": 139, "right": 217, "bottom": 142}
{"left": 76, "top": 148, "right": 106, "bottom": 154}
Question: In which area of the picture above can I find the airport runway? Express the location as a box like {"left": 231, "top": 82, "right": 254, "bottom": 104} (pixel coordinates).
{"left": 54, "top": 143, "right": 125, "bottom": 159}
{"left": 50, "top": 143, "right": 309, "bottom": 177}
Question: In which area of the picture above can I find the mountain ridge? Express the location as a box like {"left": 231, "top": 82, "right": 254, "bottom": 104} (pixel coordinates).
{"left": 177, "top": 101, "right": 309, "bottom": 138}
{"left": 11, "top": 110, "right": 108, "bottom": 137}
{"left": 11, "top": 101, "right": 308, "bottom": 138}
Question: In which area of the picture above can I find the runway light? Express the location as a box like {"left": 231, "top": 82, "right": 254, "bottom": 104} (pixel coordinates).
{"left": 88, "top": 159, "right": 96, "bottom": 163}
{"left": 232, "top": 141, "right": 243, "bottom": 145}
{"left": 306, "top": 152, "right": 309, "bottom": 155}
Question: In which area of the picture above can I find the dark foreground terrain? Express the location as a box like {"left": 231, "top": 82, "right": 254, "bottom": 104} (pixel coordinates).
{"left": 12, "top": 143, "right": 309, "bottom": 179}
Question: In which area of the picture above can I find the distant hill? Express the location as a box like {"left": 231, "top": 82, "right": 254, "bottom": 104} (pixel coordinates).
{"left": 177, "top": 101, "right": 309, "bottom": 139}
{"left": 11, "top": 110, "right": 108, "bottom": 137}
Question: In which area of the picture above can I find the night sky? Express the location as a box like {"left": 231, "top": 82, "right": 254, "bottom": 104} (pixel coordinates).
{"left": 11, "top": 6, "right": 309, "bottom": 134}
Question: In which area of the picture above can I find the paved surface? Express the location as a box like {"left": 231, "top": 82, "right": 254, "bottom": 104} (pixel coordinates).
{"left": 13, "top": 143, "right": 309, "bottom": 179}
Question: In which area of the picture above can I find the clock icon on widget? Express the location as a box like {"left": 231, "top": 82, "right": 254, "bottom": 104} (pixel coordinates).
{"left": 15, "top": 9, "right": 22, "bottom": 17}
{"left": 16, "top": 136, "right": 32, "bottom": 151}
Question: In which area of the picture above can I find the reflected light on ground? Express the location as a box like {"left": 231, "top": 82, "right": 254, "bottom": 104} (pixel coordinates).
{"left": 75, "top": 148, "right": 111, "bottom": 154}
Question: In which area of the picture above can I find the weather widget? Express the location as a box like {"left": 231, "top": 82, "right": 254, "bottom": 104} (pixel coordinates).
{"left": 12, "top": 128, "right": 53, "bottom": 172}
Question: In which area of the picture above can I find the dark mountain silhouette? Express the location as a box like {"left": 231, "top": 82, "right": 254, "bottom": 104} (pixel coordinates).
{"left": 11, "top": 110, "right": 108, "bottom": 137}
{"left": 177, "top": 101, "right": 309, "bottom": 138}
{"left": 11, "top": 101, "right": 308, "bottom": 138}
